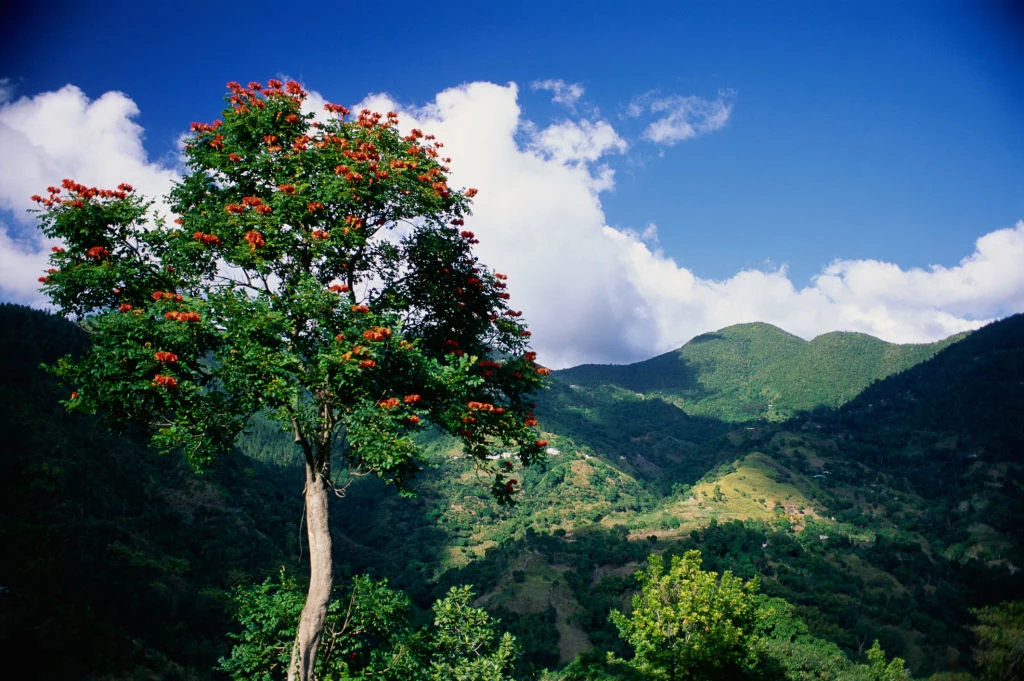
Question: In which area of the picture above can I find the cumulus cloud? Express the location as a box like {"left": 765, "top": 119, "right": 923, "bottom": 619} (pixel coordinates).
{"left": 2, "top": 80, "right": 1020, "bottom": 369}
{"left": 531, "top": 79, "right": 585, "bottom": 108}
{"left": 605, "top": 220, "right": 1024, "bottom": 358}
{"left": 628, "top": 89, "right": 735, "bottom": 145}
{"left": 354, "top": 83, "right": 654, "bottom": 368}
{"left": 531, "top": 119, "right": 627, "bottom": 165}
{"left": 0, "top": 84, "right": 179, "bottom": 306}
{"left": 351, "top": 82, "right": 1022, "bottom": 367}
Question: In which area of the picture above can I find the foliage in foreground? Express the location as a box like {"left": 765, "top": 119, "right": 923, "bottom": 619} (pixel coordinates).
{"left": 969, "top": 600, "right": 1024, "bottom": 681}
{"left": 597, "top": 550, "right": 907, "bottom": 681}
{"left": 220, "top": 572, "right": 517, "bottom": 680}
{"left": 609, "top": 550, "right": 777, "bottom": 680}
{"left": 224, "top": 549, "right": 919, "bottom": 681}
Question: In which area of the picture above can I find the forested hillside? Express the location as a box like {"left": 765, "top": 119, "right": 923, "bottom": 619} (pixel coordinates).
{"left": 0, "top": 304, "right": 305, "bottom": 678}
{"left": 3, "top": 304, "right": 1022, "bottom": 680}
{"left": 552, "top": 322, "right": 961, "bottom": 423}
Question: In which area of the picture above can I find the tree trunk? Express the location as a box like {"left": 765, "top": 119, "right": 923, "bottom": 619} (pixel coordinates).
{"left": 288, "top": 461, "right": 333, "bottom": 681}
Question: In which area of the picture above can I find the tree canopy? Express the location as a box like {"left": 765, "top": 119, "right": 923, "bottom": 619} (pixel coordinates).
{"left": 35, "top": 78, "right": 546, "bottom": 484}
{"left": 610, "top": 550, "right": 774, "bottom": 681}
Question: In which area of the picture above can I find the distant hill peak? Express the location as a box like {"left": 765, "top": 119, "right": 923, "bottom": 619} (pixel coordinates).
{"left": 551, "top": 320, "right": 967, "bottom": 423}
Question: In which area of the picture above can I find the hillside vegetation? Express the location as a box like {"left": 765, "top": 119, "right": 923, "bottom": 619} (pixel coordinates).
{"left": 553, "top": 322, "right": 961, "bottom": 422}
{"left": 3, "top": 303, "right": 1021, "bottom": 680}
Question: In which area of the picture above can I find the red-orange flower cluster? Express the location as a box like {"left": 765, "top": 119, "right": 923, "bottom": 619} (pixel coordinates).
{"left": 444, "top": 340, "right": 464, "bottom": 357}
{"left": 307, "top": 202, "right": 325, "bottom": 213}
{"left": 403, "top": 394, "right": 421, "bottom": 404}
{"left": 193, "top": 231, "right": 221, "bottom": 246}
{"left": 338, "top": 163, "right": 366, "bottom": 182}
{"left": 311, "top": 230, "right": 330, "bottom": 240}
{"left": 378, "top": 397, "right": 400, "bottom": 409}
{"left": 32, "top": 179, "right": 131, "bottom": 207}
{"left": 86, "top": 246, "right": 110, "bottom": 259}
{"left": 154, "top": 351, "right": 179, "bottom": 363}
{"left": 190, "top": 121, "right": 223, "bottom": 133}
{"left": 324, "top": 103, "right": 350, "bottom": 116}
{"left": 362, "top": 327, "right": 392, "bottom": 342}
{"left": 328, "top": 284, "right": 350, "bottom": 293}
{"left": 152, "top": 290, "right": 183, "bottom": 302}
{"left": 118, "top": 303, "right": 133, "bottom": 312}
{"left": 244, "top": 231, "right": 266, "bottom": 250}
{"left": 357, "top": 109, "right": 385, "bottom": 129}
{"left": 277, "top": 184, "right": 296, "bottom": 194}
{"left": 152, "top": 374, "right": 178, "bottom": 388}
{"left": 350, "top": 304, "right": 370, "bottom": 314}
{"left": 358, "top": 359, "right": 376, "bottom": 369}
{"left": 165, "top": 311, "right": 201, "bottom": 322}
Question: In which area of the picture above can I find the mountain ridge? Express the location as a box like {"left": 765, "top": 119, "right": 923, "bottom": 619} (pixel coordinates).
{"left": 550, "top": 321, "right": 965, "bottom": 423}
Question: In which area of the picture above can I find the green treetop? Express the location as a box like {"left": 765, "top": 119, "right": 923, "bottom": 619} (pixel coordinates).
{"left": 610, "top": 550, "right": 774, "bottom": 681}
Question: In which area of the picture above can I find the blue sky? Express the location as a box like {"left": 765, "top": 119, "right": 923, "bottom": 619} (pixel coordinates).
{"left": 2, "top": 1, "right": 1022, "bottom": 367}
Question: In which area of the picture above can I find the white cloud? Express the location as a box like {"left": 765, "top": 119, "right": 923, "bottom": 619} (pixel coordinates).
{"left": 2, "top": 80, "right": 1021, "bottom": 369}
{"left": 531, "top": 79, "right": 585, "bottom": 108}
{"left": 0, "top": 84, "right": 179, "bottom": 306}
{"left": 628, "top": 90, "right": 735, "bottom": 145}
{"left": 604, "top": 220, "right": 1024, "bottom": 357}
{"left": 354, "top": 83, "right": 658, "bottom": 368}
{"left": 531, "top": 119, "right": 627, "bottom": 165}
{"left": 352, "top": 82, "right": 1023, "bottom": 367}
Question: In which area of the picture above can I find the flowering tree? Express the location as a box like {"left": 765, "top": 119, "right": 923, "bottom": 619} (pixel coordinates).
{"left": 32, "top": 79, "right": 546, "bottom": 681}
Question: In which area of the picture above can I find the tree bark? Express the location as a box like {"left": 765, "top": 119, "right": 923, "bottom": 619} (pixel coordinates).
{"left": 288, "top": 461, "right": 333, "bottom": 681}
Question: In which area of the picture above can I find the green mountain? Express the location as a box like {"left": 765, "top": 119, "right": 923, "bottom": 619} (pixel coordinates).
{"left": 553, "top": 322, "right": 962, "bottom": 423}
{"left": 531, "top": 322, "right": 961, "bottom": 489}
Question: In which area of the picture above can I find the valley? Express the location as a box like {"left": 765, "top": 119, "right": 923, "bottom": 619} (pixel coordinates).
{"left": 2, "top": 303, "right": 1021, "bottom": 679}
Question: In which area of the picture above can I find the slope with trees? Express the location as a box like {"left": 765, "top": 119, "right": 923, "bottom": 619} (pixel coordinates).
{"left": 6, "top": 293, "right": 1024, "bottom": 679}
{"left": 550, "top": 322, "right": 961, "bottom": 424}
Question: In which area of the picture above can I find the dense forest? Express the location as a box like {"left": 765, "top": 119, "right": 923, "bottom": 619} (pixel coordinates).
{"left": 2, "top": 303, "right": 1022, "bottom": 679}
